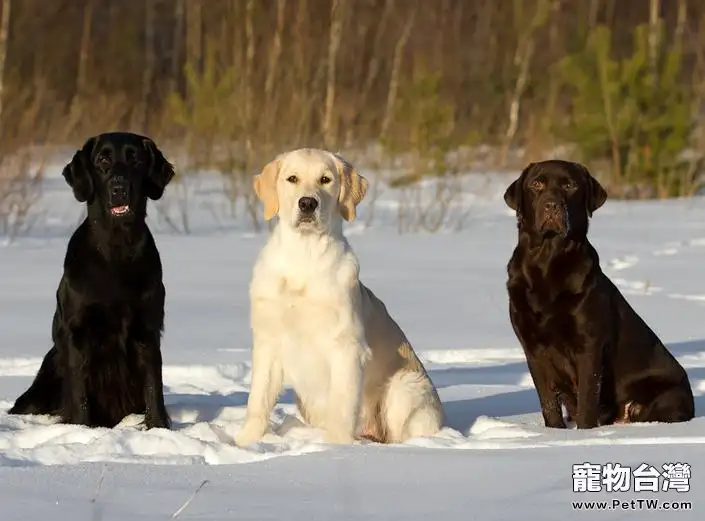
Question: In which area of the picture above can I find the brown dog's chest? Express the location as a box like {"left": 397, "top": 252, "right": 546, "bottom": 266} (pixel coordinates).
{"left": 508, "top": 275, "right": 590, "bottom": 355}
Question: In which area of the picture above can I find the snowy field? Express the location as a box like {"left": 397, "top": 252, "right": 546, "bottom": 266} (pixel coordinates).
{"left": 1, "top": 159, "right": 705, "bottom": 519}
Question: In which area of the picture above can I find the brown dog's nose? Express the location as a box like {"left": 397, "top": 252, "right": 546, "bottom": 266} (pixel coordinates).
{"left": 544, "top": 201, "right": 560, "bottom": 212}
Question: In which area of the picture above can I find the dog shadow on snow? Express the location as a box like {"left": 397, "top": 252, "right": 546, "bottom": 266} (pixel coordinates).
{"left": 160, "top": 338, "right": 705, "bottom": 434}
{"left": 430, "top": 339, "right": 705, "bottom": 433}
{"left": 428, "top": 361, "right": 541, "bottom": 432}
{"left": 164, "top": 388, "right": 300, "bottom": 426}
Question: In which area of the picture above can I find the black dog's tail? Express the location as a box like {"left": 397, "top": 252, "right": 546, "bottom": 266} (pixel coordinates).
{"left": 9, "top": 346, "right": 62, "bottom": 416}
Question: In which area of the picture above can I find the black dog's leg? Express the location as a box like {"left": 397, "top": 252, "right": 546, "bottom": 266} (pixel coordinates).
{"left": 134, "top": 327, "right": 170, "bottom": 430}
{"left": 525, "top": 356, "right": 566, "bottom": 428}
{"left": 62, "top": 336, "right": 90, "bottom": 425}
{"left": 574, "top": 348, "right": 603, "bottom": 429}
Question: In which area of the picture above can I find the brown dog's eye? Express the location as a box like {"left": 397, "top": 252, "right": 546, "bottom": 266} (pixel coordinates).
{"left": 286, "top": 175, "right": 298, "bottom": 184}
{"left": 563, "top": 182, "right": 577, "bottom": 191}
{"left": 320, "top": 176, "right": 331, "bottom": 185}
{"left": 530, "top": 179, "right": 544, "bottom": 190}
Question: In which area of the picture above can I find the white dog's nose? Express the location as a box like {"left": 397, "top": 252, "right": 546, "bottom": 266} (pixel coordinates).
{"left": 298, "top": 197, "right": 318, "bottom": 214}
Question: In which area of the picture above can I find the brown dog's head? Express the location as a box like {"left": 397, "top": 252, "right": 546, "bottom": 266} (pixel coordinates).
{"left": 62, "top": 132, "right": 175, "bottom": 222}
{"left": 503, "top": 160, "right": 607, "bottom": 240}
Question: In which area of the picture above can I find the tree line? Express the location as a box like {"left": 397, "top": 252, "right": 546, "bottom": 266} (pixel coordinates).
{"left": 1, "top": 0, "right": 705, "bottom": 197}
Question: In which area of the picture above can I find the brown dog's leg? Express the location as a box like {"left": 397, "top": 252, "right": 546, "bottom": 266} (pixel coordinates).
{"left": 613, "top": 401, "right": 639, "bottom": 424}
{"left": 574, "top": 352, "right": 602, "bottom": 429}
{"left": 526, "top": 358, "right": 565, "bottom": 428}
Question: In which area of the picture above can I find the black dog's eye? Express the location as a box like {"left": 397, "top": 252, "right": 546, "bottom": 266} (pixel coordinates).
{"left": 126, "top": 149, "right": 139, "bottom": 166}
{"left": 286, "top": 175, "right": 298, "bottom": 184}
{"left": 96, "top": 155, "right": 111, "bottom": 167}
{"left": 320, "top": 175, "right": 331, "bottom": 185}
{"left": 529, "top": 179, "right": 544, "bottom": 190}
{"left": 563, "top": 182, "right": 577, "bottom": 191}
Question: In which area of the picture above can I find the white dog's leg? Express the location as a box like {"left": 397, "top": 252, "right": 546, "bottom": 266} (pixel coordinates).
{"left": 324, "top": 344, "right": 366, "bottom": 444}
{"left": 383, "top": 371, "right": 442, "bottom": 443}
{"left": 235, "top": 341, "right": 283, "bottom": 446}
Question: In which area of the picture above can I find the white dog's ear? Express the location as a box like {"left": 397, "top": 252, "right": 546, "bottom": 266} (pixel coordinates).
{"left": 254, "top": 159, "right": 280, "bottom": 220}
{"left": 331, "top": 153, "right": 368, "bottom": 221}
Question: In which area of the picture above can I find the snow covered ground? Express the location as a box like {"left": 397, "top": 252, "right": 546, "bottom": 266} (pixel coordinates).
{"left": 1, "top": 160, "right": 704, "bottom": 519}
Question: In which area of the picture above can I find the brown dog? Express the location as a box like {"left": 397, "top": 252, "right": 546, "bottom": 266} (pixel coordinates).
{"left": 504, "top": 159, "right": 694, "bottom": 429}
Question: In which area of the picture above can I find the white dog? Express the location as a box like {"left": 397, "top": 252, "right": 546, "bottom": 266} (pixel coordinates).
{"left": 235, "top": 148, "right": 444, "bottom": 446}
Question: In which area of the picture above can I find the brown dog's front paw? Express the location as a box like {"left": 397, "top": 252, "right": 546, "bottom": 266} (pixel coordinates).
{"left": 543, "top": 412, "right": 567, "bottom": 429}
{"left": 545, "top": 420, "right": 567, "bottom": 429}
{"left": 574, "top": 415, "right": 599, "bottom": 429}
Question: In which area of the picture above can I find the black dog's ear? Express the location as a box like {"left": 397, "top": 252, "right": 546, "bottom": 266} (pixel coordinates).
{"left": 142, "top": 138, "right": 176, "bottom": 201}
{"left": 62, "top": 137, "right": 97, "bottom": 203}
{"left": 578, "top": 163, "right": 607, "bottom": 217}
{"left": 504, "top": 162, "right": 534, "bottom": 214}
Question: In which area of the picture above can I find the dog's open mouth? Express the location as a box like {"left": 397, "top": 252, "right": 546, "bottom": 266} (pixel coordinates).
{"left": 110, "top": 205, "right": 131, "bottom": 216}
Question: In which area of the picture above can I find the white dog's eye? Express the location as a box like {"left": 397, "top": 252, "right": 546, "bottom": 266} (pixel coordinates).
{"left": 286, "top": 175, "right": 298, "bottom": 184}
{"left": 320, "top": 176, "right": 331, "bottom": 185}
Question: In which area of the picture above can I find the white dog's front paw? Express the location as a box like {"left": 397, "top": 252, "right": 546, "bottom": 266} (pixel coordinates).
{"left": 324, "top": 429, "right": 356, "bottom": 445}
{"left": 235, "top": 418, "right": 269, "bottom": 447}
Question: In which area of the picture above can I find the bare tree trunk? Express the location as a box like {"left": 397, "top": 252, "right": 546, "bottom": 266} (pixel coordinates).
{"left": 500, "top": 40, "right": 534, "bottom": 167}
{"left": 244, "top": 0, "right": 255, "bottom": 156}
{"left": 0, "top": 0, "right": 11, "bottom": 127}
{"left": 357, "top": 0, "right": 394, "bottom": 113}
{"left": 499, "top": 0, "right": 553, "bottom": 167}
{"left": 380, "top": 2, "right": 418, "bottom": 141}
{"left": 186, "top": 0, "right": 202, "bottom": 71}
{"left": 648, "top": 0, "right": 661, "bottom": 75}
{"left": 138, "top": 0, "right": 156, "bottom": 132}
{"left": 675, "top": 0, "right": 686, "bottom": 42}
{"left": 323, "top": 0, "right": 345, "bottom": 149}
{"left": 75, "top": 0, "right": 94, "bottom": 100}
{"left": 265, "top": 0, "right": 286, "bottom": 100}
{"left": 169, "top": 0, "right": 185, "bottom": 95}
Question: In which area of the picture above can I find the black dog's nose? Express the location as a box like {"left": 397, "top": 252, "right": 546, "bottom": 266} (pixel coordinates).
{"left": 298, "top": 197, "right": 318, "bottom": 214}
{"left": 111, "top": 185, "right": 127, "bottom": 198}
{"left": 544, "top": 201, "right": 560, "bottom": 212}
{"left": 109, "top": 176, "right": 129, "bottom": 202}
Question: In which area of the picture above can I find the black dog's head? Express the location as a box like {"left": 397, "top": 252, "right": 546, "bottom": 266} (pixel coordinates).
{"left": 62, "top": 132, "right": 175, "bottom": 221}
{"left": 503, "top": 160, "right": 607, "bottom": 240}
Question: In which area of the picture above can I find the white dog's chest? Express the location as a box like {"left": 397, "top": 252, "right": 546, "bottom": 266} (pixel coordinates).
{"left": 259, "top": 276, "right": 352, "bottom": 340}
{"left": 251, "top": 273, "right": 363, "bottom": 390}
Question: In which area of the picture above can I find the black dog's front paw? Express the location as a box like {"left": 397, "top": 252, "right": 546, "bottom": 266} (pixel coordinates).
{"left": 144, "top": 411, "right": 171, "bottom": 430}
{"left": 63, "top": 407, "right": 89, "bottom": 426}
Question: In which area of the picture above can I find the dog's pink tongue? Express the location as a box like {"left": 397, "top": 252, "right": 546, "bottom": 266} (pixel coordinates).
{"left": 110, "top": 205, "right": 129, "bottom": 215}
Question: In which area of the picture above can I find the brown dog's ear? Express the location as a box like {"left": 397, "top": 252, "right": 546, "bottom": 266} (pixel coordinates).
{"left": 254, "top": 159, "right": 280, "bottom": 220}
{"left": 143, "top": 138, "right": 176, "bottom": 201}
{"left": 331, "top": 152, "right": 368, "bottom": 221}
{"left": 577, "top": 163, "right": 607, "bottom": 216}
{"left": 62, "top": 137, "right": 97, "bottom": 203}
{"left": 504, "top": 162, "right": 534, "bottom": 214}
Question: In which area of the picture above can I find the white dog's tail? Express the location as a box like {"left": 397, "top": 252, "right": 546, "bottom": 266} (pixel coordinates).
{"left": 382, "top": 371, "right": 443, "bottom": 443}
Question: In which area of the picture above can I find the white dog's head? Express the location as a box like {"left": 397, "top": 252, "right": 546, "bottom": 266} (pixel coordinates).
{"left": 253, "top": 148, "right": 368, "bottom": 233}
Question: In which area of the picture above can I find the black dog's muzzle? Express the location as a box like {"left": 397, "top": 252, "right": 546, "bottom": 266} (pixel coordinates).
{"left": 107, "top": 175, "right": 131, "bottom": 217}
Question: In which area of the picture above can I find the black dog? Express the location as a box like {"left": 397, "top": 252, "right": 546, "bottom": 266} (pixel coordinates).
{"left": 9, "top": 132, "right": 174, "bottom": 429}
{"left": 504, "top": 159, "right": 694, "bottom": 429}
